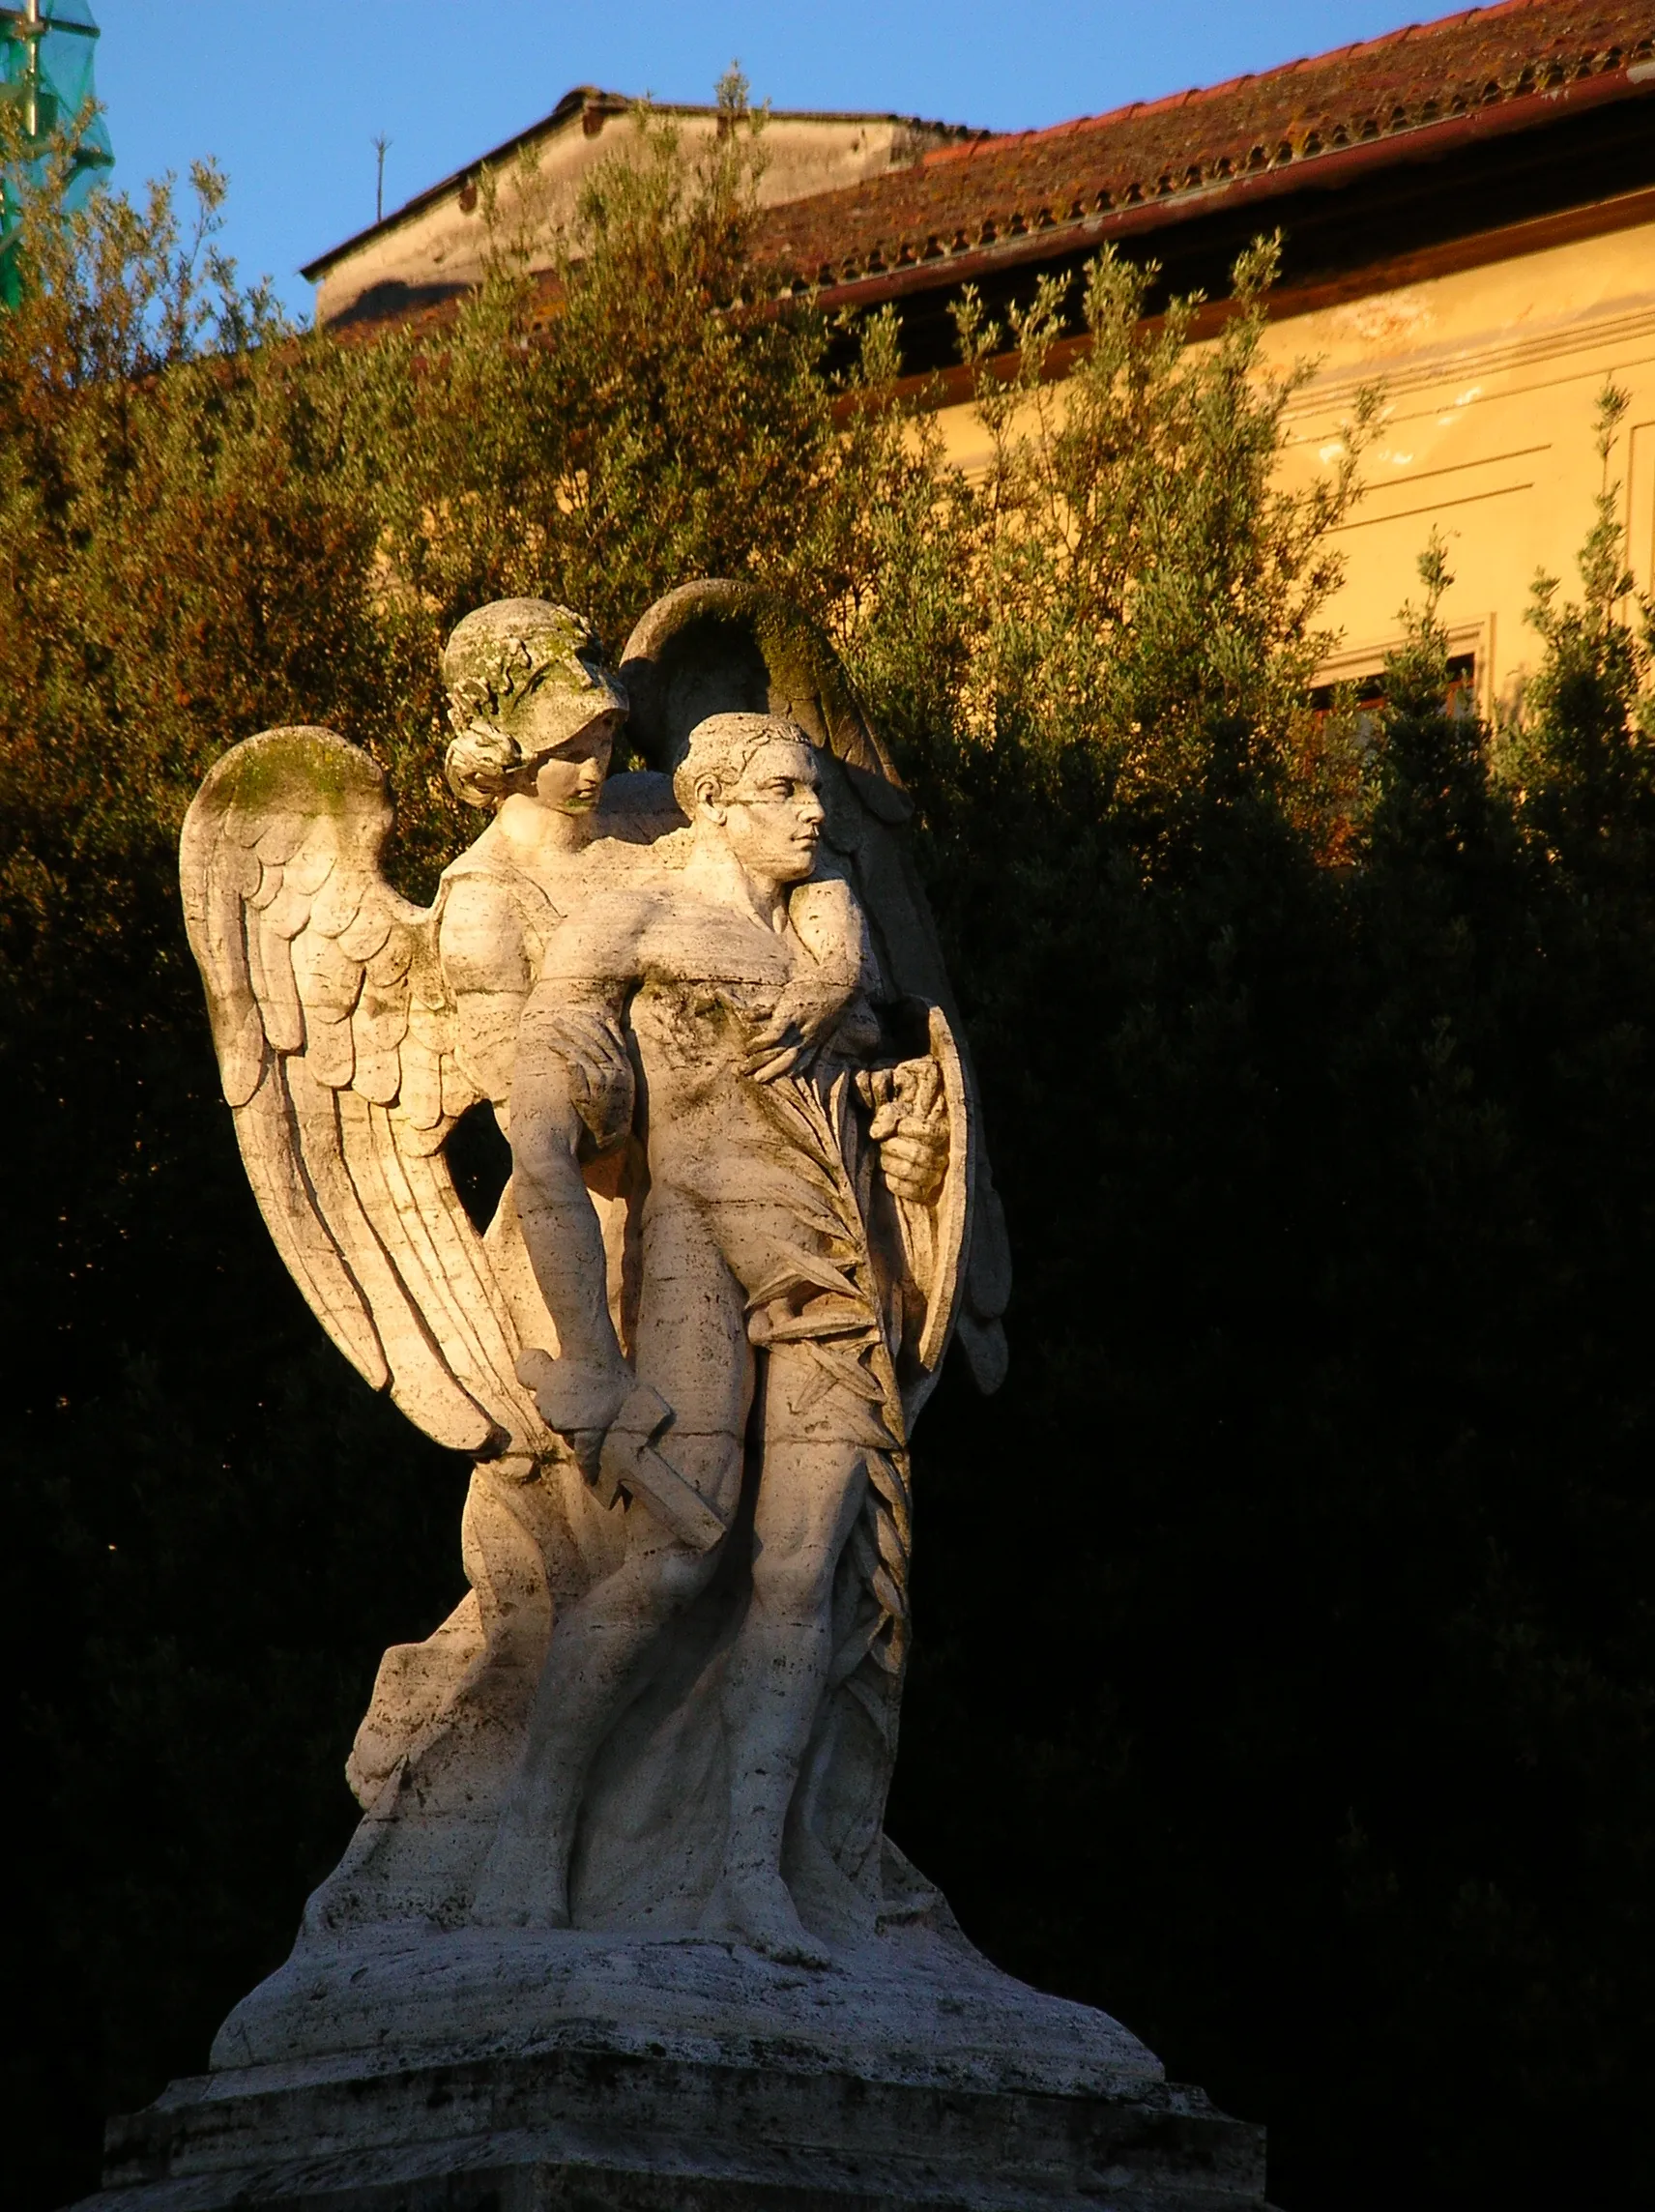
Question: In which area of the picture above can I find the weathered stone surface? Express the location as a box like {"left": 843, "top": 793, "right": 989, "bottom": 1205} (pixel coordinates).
{"left": 210, "top": 1921, "right": 1158, "bottom": 2084}
{"left": 122, "top": 588, "right": 1265, "bottom": 2212}
{"left": 84, "top": 1930, "right": 1264, "bottom": 2212}
{"left": 178, "top": 589, "right": 1011, "bottom": 1961}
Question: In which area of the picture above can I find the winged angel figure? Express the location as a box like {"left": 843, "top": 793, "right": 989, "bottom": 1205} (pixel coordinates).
{"left": 182, "top": 583, "right": 1010, "bottom": 1968}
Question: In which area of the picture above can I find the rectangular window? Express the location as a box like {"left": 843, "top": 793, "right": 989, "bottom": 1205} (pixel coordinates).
{"left": 1309, "top": 652, "right": 1479, "bottom": 739}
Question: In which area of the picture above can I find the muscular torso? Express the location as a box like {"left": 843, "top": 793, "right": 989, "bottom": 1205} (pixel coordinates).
{"left": 631, "top": 912, "right": 817, "bottom": 1251}
{"left": 527, "top": 879, "right": 879, "bottom": 1304}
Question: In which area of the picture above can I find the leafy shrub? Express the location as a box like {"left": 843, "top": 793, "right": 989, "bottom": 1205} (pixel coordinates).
{"left": 5, "top": 91, "right": 1652, "bottom": 2212}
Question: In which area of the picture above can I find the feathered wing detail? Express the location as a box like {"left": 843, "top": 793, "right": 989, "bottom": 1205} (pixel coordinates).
{"left": 620, "top": 580, "right": 1011, "bottom": 1399}
{"left": 180, "top": 726, "right": 553, "bottom": 1459}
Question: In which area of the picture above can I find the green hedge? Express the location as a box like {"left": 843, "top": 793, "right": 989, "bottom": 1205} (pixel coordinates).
{"left": 5, "top": 99, "right": 1652, "bottom": 2211}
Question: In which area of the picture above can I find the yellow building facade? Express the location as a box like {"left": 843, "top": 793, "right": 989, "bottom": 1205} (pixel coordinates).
{"left": 740, "top": 0, "right": 1655, "bottom": 717}
{"left": 924, "top": 200, "right": 1655, "bottom": 715}
{"left": 1271, "top": 209, "right": 1655, "bottom": 713}
{"left": 316, "top": 3, "right": 1655, "bottom": 718}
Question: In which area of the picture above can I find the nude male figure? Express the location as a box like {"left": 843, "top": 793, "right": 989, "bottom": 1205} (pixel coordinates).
{"left": 470, "top": 713, "right": 944, "bottom": 1964}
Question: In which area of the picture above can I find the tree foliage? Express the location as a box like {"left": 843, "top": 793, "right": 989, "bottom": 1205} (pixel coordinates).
{"left": 5, "top": 102, "right": 1653, "bottom": 2212}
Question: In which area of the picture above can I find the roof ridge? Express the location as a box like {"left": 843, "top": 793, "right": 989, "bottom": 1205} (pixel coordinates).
{"left": 745, "top": 0, "right": 1653, "bottom": 301}
{"left": 902, "top": 0, "right": 1620, "bottom": 180}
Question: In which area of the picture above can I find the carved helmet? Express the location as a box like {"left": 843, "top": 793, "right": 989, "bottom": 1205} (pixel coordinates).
{"left": 441, "top": 598, "right": 627, "bottom": 807}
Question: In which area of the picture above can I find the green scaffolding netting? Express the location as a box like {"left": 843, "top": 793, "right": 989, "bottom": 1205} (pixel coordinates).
{"left": 2, "top": 2, "right": 112, "bottom": 303}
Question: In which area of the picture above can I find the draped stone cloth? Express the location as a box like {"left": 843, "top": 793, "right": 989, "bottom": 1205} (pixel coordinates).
{"left": 179, "top": 582, "right": 1011, "bottom": 1965}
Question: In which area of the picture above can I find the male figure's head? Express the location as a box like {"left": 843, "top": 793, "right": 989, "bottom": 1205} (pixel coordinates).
{"left": 675, "top": 714, "right": 826, "bottom": 889}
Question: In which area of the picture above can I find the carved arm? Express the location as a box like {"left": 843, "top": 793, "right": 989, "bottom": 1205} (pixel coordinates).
{"left": 439, "top": 874, "right": 536, "bottom": 1112}
{"left": 508, "top": 980, "right": 638, "bottom": 1467}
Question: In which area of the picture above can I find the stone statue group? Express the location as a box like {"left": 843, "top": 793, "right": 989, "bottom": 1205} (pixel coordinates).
{"left": 108, "top": 576, "right": 1247, "bottom": 2209}
{"left": 182, "top": 582, "right": 1010, "bottom": 1973}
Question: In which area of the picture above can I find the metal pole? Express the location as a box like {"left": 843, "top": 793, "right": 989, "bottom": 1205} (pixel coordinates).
{"left": 373, "top": 132, "right": 391, "bottom": 225}
{"left": 22, "top": 0, "right": 44, "bottom": 146}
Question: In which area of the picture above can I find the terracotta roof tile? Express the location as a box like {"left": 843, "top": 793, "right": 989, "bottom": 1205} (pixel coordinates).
{"left": 747, "top": 0, "right": 1655, "bottom": 295}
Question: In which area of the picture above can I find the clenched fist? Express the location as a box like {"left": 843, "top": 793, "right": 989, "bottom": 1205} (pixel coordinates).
{"left": 859, "top": 1057, "right": 949, "bottom": 1207}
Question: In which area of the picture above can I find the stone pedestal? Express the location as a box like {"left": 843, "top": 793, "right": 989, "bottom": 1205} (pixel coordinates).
{"left": 149, "top": 595, "right": 1266, "bottom": 2210}
{"left": 74, "top": 1925, "right": 1268, "bottom": 2211}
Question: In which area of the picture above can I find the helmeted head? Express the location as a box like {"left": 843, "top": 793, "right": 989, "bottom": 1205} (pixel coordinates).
{"left": 675, "top": 713, "right": 826, "bottom": 887}
{"left": 442, "top": 598, "right": 627, "bottom": 810}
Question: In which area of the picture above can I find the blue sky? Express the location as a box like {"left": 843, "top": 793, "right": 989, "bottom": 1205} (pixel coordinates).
{"left": 93, "top": 2, "right": 1430, "bottom": 321}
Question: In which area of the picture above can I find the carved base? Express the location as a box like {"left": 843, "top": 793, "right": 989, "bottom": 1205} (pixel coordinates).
{"left": 81, "top": 2050, "right": 1264, "bottom": 2212}
{"left": 73, "top": 1929, "right": 1267, "bottom": 2212}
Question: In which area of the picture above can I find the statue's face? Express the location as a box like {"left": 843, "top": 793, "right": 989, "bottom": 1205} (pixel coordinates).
{"left": 520, "top": 707, "right": 620, "bottom": 816}
{"left": 714, "top": 740, "right": 825, "bottom": 886}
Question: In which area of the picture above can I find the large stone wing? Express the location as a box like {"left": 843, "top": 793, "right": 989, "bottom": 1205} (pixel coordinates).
{"left": 621, "top": 580, "right": 1010, "bottom": 1394}
{"left": 180, "top": 726, "right": 550, "bottom": 1458}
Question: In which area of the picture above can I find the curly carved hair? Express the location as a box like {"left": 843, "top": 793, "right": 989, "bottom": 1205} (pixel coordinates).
{"left": 672, "top": 713, "right": 813, "bottom": 820}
